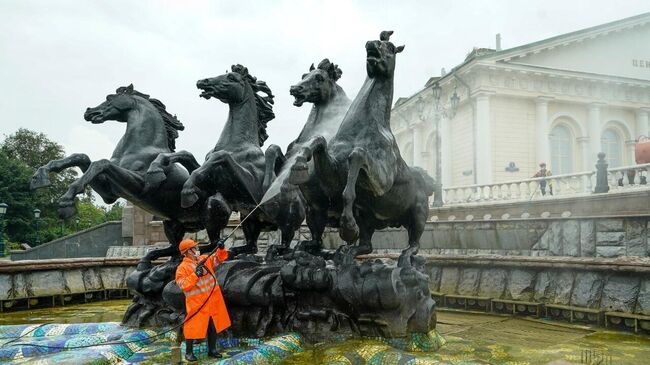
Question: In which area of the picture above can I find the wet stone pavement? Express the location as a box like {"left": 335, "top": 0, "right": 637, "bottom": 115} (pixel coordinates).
{"left": 1, "top": 300, "right": 650, "bottom": 364}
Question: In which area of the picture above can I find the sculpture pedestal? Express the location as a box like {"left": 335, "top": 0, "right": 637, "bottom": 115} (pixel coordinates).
{"left": 125, "top": 251, "right": 437, "bottom": 341}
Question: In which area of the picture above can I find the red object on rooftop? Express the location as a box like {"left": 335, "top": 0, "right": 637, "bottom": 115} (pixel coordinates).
{"left": 635, "top": 136, "right": 650, "bottom": 164}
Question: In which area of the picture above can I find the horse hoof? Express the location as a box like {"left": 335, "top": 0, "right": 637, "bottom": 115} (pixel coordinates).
{"left": 144, "top": 168, "right": 166, "bottom": 190}
{"left": 355, "top": 245, "right": 372, "bottom": 256}
{"left": 295, "top": 240, "right": 322, "bottom": 255}
{"left": 230, "top": 244, "right": 257, "bottom": 257}
{"left": 289, "top": 162, "right": 309, "bottom": 184}
{"left": 30, "top": 168, "right": 51, "bottom": 190}
{"left": 181, "top": 190, "right": 200, "bottom": 208}
{"left": 339, "top": 216, "right": 359, "bottom": 243}
{"left": 57, "top": 202, "right": 77, "bottom": 219}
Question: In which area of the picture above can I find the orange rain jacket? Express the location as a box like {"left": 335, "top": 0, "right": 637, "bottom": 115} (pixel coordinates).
{"left": 175, "top": 248, "right": 231, "bottom": 339}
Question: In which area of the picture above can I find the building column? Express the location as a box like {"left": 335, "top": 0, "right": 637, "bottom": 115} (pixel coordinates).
{"left": 588, "top": 103, "right": 604, "bottom": 161}
{"left": 535, "top": 97, "right": 552, "bottom": 167}
{"left": 578, "top": 137, "right": 591, "bottom": 170}
{"left": 410, "top": 125, "right": 422, "bottom": 168}
{"left": 626, "top": 140, "right": 636, "bottom": 165}
{"left": 637, "top": 108, "right": 650, "bottom": 139}
{"left": 441, "top": 117, "right": 452, "bottom": 187}
{"left": 475, "top": 92, "right": 492, "bottom": 184}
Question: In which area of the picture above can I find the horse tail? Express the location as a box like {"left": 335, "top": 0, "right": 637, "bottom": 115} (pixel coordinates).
{"left": 410, "top": 166, "right": 435, "bottom": 197}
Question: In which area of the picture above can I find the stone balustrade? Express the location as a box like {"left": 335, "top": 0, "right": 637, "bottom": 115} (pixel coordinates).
{"left": 607, "top": 162, "right": 650, "bottom": 190}
{"left": 441, "top": 162, "right": 650, "bottom": 206}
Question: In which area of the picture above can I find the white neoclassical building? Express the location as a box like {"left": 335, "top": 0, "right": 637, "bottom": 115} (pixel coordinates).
{"left": 391, "top": 13, "right": 650, "bottom": 188}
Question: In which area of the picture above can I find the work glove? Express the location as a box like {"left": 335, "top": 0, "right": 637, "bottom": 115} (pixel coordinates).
{"left": 195, "top": 263, "right": 207, "bottom": 277}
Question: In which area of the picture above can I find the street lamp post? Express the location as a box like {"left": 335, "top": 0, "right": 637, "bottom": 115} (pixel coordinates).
{"left": 75, "top": 217, "right": 80, "bottom": 231}
{"left": 33, "top": 208, "right": 41, "bottom": 246}
{"left": 0, "top": 203, "right": 8, "bottom": 257}
{"left": 430, "top": 83, "right": 459, "bottom": 207}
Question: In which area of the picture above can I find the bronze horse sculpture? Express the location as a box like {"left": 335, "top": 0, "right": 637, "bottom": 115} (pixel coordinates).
{"left": 180, "top": 64, "right": 305, "bottom": 256}
{"left": 31, "top": 85, "right": 228, "bottom": 258}
{"left": 286, "top": 31, "right": 434, "bottom": 262}
{"left": 275, "top": 58, "right": 352, "bottom": 253}
{"left": 30, "top": 85, "right": 228, "bottom": 326}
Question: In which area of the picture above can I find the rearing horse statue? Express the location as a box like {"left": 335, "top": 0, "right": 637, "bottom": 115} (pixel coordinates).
{"left": 275, "top": 59, "right": 351, "bottom": 253}
{"left": 180, "top": 65, "right": 305, "bottom": 255}
{"left": 287, "top": 31, "right": 434, "bottom": 262}
{"left": 31, "top": 85, "right": 228, "bottom": 261}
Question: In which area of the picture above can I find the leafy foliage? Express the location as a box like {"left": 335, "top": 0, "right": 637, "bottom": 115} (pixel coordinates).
{"left": 0, "top": 129, "right": 122, "bottom": 248}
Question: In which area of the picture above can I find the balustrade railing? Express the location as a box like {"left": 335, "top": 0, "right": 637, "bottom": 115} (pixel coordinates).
{"left": 439, "top": 162, "right": 650, "bottom": 206}
{"left": 607, "top": 162, "right": 650, "bottom": 191}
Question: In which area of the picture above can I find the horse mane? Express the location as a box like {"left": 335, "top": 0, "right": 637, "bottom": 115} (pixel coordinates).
{"left": 317, "top": 59, "right": 343, "bottom": 81}
{"left": 116, "top": 85, "right": 185, "bottom": 151}
{"left": 230, "top": 65, "right": 274, "bottom": 146}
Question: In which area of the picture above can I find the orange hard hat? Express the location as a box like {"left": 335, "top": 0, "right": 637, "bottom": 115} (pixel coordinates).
{"left": 179, "top": 239, "right": 198, "bottom": 254}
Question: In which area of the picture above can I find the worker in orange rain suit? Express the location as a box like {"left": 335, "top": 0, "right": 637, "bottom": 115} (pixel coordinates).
{"left": 175, "top": 239, "right": 230, "bottom": 362}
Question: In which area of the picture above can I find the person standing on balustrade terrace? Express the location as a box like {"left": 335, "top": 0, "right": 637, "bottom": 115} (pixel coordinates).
{"left": 533, "top": 162, "right": 553, "bottom": 196}
{"left": 175, "top": 239, "right": 230, "bottom": 362}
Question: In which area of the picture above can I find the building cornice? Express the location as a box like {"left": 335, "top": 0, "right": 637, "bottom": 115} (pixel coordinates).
{"left": 477, "top": 13, "right": 650, "bottom": 63}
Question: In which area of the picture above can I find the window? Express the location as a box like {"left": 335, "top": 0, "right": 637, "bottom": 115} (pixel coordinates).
{"left": 550, "top": 124, "right": 573, "bottom": 174}
{"left": 601, "top": 129, "right": 622, "bottom": 168}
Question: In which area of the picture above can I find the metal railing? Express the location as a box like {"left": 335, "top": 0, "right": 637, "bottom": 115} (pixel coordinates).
{"left": 438, "top": 162, "right": 650, "bottom": 206}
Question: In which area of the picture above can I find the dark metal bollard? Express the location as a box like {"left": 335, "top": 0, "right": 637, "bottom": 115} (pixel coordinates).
{"left": 594, "top": 152, "right": 609, "bottom": 194}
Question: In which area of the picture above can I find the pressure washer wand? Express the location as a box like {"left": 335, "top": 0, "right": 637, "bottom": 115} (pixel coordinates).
{"left": 196, "top": 203, "right": 262, "bottom": 268}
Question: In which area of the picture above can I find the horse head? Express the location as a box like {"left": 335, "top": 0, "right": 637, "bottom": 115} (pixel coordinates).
{"left": 84, "top": 84, "right": 183, "bottom": 150}
{"left": 196, "top": 65, "right": 255, "bottom": 104}
{"left": 290, "top": 59, "right": 343, "bottom": 107}
{"left": 197, "top": 64, "right": 274, "bottom": 146}
{"left": 365, "top": 30, "right": 404, "bottom": 79}
{"left": 84, "top": 84, "right": 143, "bottom": 124}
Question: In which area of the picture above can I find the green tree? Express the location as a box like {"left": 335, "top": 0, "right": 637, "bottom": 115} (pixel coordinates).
{"left": 0, "top": 149, "right": 37, "bottom": 244}
{"left": 0, "top": 129, "right": 123, "bottom": 248}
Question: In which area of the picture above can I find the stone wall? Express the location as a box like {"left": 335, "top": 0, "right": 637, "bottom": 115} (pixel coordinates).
{"left": 183, "top": 217, "right": 650, "bottom": 259}
{"left": 423, "top": 257, "right": 650, "bottom": 317}
{"left": 419, "top": 217, "right": 648, "bottom": 257}
{"left": 10, "top": 222, "right": 126, "bottom": 261}
{"left": 0, "top": 259, "right": 135, "bottom": 301}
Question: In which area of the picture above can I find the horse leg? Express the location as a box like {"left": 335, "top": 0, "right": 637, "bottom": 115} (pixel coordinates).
{"left": 31, "top": 153, "right": 91, "bottom": 189}
{"left": 232, "top": 219, "right": 260, "bottom": 256}
{"left": 182, "top": 150, "right": 259, "bottom": 208}
{"left": 398, "top": 196, "right": 427, "bottom": 267}
{"left": 262, "top": 144, "right": 285, "bottom": 193}
{"left": 288, "top": 136, "right": 335, "bottom": 185}
{"left": 32, "top": 153, "right": 118, "bottom": 204}
{"left": 202, "top": 192, "right": 231, "bottom": 248}
{"left": 142, "top": 220, "right": 185, "bottom": 264}
{"left": 355, "top": 221, "right": 374, "bottom": 256}
{"left": 339, "top": 147, "right": 370, "bottom": 243}
{"left": 144, "top": 150, "right": 200, "bottom": 192}
{"left": 302, "top": 205, "right": 327, "bottom": 253}
{"left": 58, "top": 160, "right": 144, "bottom": 218}
{"left": 265, "top": 222, "right": 296, "bottom": 262}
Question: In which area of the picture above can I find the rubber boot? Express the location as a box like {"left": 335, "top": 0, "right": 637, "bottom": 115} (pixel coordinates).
{"left": 207, "top": 318, "right": 222, "bottom": 358}
{"left": 185, "top": 340, "right": 198, "bottom": 362}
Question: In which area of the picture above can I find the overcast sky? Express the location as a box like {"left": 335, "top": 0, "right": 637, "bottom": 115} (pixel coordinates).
{"left": 1, "top": 0, "right": 648, "bottom": 162}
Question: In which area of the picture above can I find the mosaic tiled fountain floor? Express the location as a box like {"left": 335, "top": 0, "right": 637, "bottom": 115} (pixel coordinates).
{"left": 1, "top": 300, "right": 649, "bottom": 364}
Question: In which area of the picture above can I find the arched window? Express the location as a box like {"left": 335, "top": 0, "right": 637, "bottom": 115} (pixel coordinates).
{"left": 601, "top": 128, "right": 622, "bottom": 168}
{"left": 550, "top": 124, "right": 573, "bottom": 174}
{"left": 403, "top": 142, "right": 413, "bottom": 166}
